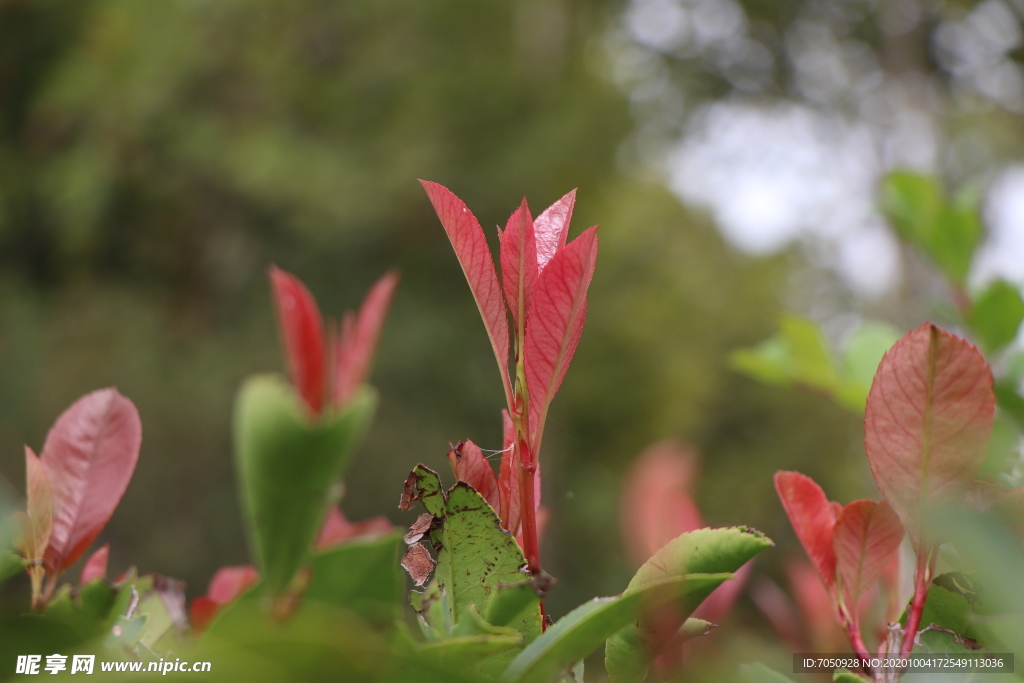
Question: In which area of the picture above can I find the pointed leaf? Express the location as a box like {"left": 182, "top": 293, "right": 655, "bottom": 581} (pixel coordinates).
{"left": 268, "top": 265, "right": 327, "bottom": 417}
{"left": 41, "top": 388, "right": 141, "bottom": 574}
{"left": 774, "top": 471, "right": 838, "bottom": 586}
{"left": 832, "top": 500, "right": 904, "bottom": 606}
{"left": 25, "top": 446, "right": 53, "bottom": 562}
{"left": 865, "top": 323, "right": 995, "bottom": 543}
{"left": 506, "top": 574, "right": 730, "bottom": 683}
{"left": 500, "top": 199, "right": 538, "bottom": 337}
{"left": 80, "top": 544, "right": 109, "bottom": 585}
{"left": 333, "top": 271, "right": 399, "bottom": 407}
{"left": 524, "top": 226, "right": 598, "bottom": 441}
{"left": 605, "top": 527, "right": 773, "bottom": 683}
{"left": 447, "top": 439, "right": 500, "bottom": 511}
{"left": 234, "top": 375, "right": 376, "bottom": 595}
{"left": 534, "top": 190, "right": 576, "bottom": 271}
{"left": 420, "top": 180, "right": 512, "bottom": 405}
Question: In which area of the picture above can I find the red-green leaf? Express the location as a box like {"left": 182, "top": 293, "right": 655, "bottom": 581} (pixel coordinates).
{"left": 25, "top": 446, "right": 53, "bottom": 562}
{"left": 774, "top": 471, "right": 837, "bottom": 587}
{"left": 269, "top": 265, "right": 327, "bottom": 417}
{"left": 446, "top": 439, "right": 500, "bottom": 511}
{"left": 524, "top": 226, "right": 598, "bottom": 441}
{"left": 42, "top": 389, "right": 142, "bottom": 574}
{"left": 864, "top": 323, "right": 995, "bottom": 542}
{"left": 332, "top": 271, "right": 399, "bottom": 407}
{"left": 833, "top": 499, "right": 904, "bottom": 606}
{"left": 80, "top": 543, "right": 109, "bottom": 584}
{"left": 420, "top": 180, "right": 512, "bottom": 405}
{"left": 500, "top": 199, "right": 538, "bottom": 338}
{"left": 534, "top": 190, "right": 576, "bottom": 271}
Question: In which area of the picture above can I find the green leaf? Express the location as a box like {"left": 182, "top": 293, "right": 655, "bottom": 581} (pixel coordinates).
{"left": 605, "top": 527, "right": 773, "bottom": 683}
{"left": 832, "top": 669, "right": 868, "bottom": 682}
{"left": 840, "top": 322, "right": 901, "bottom": 404}
{"left": 0, "top": 552, "right": 24, "bottom": 582}
{"left": 504, "top": 574, "right": 731, "bottom": 683}
{"left": 485, "top": 582, "right": 540, "bottom": 630}
{"left": 234, "top": 375, "right": 376, "bottom": 596}
{"left": 738, "top": 662, "right": 799, "bottom": 683}
{"left": 969, "top": 280, "right": 1024, "bottom": 353}
{"left": 420, "top": 634, "right": 523, "bottom": 674}
{"left": 405, "top": 466, "right": 541, "bottom": 644}
{"left": 880, "top": 171, "right": 981, "bottom": 285}
{"left": 305, "top": 532, "right": 405, "bottom": 628}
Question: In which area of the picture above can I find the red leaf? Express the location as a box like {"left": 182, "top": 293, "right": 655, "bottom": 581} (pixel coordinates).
{"left": 80, "top": 544, "right": 109, "bottom": 585}
{"left": 333, "top": 271, "right": 399, "bottom": 407}
{"left": 25, "top": 446, "right": 53, "bottom": 562}
{"left": 497, "top": 410, "right": 521, "bottom": 534}
{"left": 207, "top": 565, "right": 259, "bottom": 605}
{"left": 420, "top": 181, "right": 512, "bottom": 406}
{"left": 774, "top": 471, "right": 838, "bottom": 587}
{"left": 534, "top": 190, "right": 576, "bottom": 271}
{"left": 269, "top": 265, "right": 327, "bottom": 417}
{"left": 500, "top": 199, "right": 538, "bottom": 337}
{"left": 524, "top": 226, "right": 598, "bottom": 441}
{"left": 620, "top": 441, "right": 704, "bottom": 568}
{"left": 42, "top": 389, "right": 142, "bottom": 574}
{"left": 786, "top": 559, "right": 847, "bottom": 652}
{"left": 446, "top": 440, "right": 500, "bottom": 510}
{"left": 316, "top": 506, "right": 394, "bottom": 550}
{"left": 189, "top": 597, "right": 219, "bottom": 633}
{"left": 832, "top": 499, "right": 904, "bottom": 606}
{"left": 694, "top": 560, "right": 751, "bottom": 625}
{"left": 865, "top": 323, "right": 995, "bottom": 543}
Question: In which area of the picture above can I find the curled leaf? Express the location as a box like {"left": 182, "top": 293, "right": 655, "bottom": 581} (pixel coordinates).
{"left": 332, "top": 271, "right": 399, "bottom": 407}
{"left": 269, "top": 265, "right": 327, "bottom": 418}
{"left": 447, "top": 439, "right": 500, "bottom": 511}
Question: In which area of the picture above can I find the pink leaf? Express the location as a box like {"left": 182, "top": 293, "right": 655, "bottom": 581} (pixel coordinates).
{"left": 497, "top": 410, "right": 521, "bottom": 535}
{"left": 333, "top": 271, "right": 399, "bottom": 407}
{"left": 447, "top": 440, "right": 500, "bottom": 510}
{"left": 694, "top": 560, "right": 752, "bottom": 625}
{"left": 316, "top": 507, "right": 394, "bottom": 550}
{"left": 420, "top": 181, "right": 512, "bottom": 406}
{"left": 832, "top": 499, "right": 904, "bottom": 606}
{"left": 25, "top": 446, "right": 53, "bottom": 561}
{"left": 208, "top": 565, "right": 259, "bottom": 605}
{"left": 774, "top": 471, "right": 838, "bottom": 587}
{"left": 80, "top": 544, "right": 109, "bottom": 584}
{"left": 620, "top": 441, "right": 704, "bottom": 567}
{"left": 524, "top": 226, "right": 598, "bottom": 440}
{"left": 865, "top": 323, "right": 995, "bottom": 543}
{"left": 269, "top": 265, "right": 327, "bottom": 417}
{"left": 42, "top": 389, "right": 142, "bottom": 574}
{"left": 500, "top": 199, "right": 538, "bottom": 337}
{"left": 534, "top": 190, "right": 576, "bottom": 271}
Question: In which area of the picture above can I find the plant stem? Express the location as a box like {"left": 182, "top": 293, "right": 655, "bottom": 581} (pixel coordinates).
{"left": 900, "top": 546, "right": 935, "bottom": 658}
{"left": 517, "top": 436, "right": 541, "bottom": 576}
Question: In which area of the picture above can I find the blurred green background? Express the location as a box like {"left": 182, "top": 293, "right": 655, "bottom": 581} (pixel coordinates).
{"left": 1, "top": 0, "right": 1022, "bottom": 671}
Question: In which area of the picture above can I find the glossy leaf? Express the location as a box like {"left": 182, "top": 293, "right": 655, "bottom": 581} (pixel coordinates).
{"left": 421, "top": 180, "right": 512, "bottom": 405}
{"left": 332, "top": 271, "right": 399, "bottom": 407}
{"left": 234, "top": 375, "right": 376, "bottom": 595}
{"left": 605, "top": 527, "right": 773, "bottom": 683}
{"left": 832, "top": 500, "right": 903, "bottom": 606}
{"left": 506, "top": 574, "right": 730, "bottom": 683}
{"left": 864, "top": 323, "right": 995, "bottom": 543}
{"left": 41, "top": 388, "right": 142, "bottom": 574}
{"left": 533, "top": 190, "right": 575, "bottom": 271}
{"left": 968, "top": 280, "right": 1024, "bottom": 353}
{"left": 447, "top": 439, "right": 500, "bottom": 511}
{"left": 79, "top": 544, "right": 109, "bottom": 585}
{"left": 524, "top": 226, "right": 598, "bottom": 440}
{"left": 500, "top": 199, "right": 538, "bottom": 337}
{"left": 269, "top": 265, "right": 327, "bottom": 417}
{"left": 774, "top": 471, "right": 838, "bottom": 586}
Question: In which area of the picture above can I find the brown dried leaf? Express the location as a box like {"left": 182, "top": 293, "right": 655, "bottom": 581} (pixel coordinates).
{"left": 404, "top": 513, "right": 435, "bottom": 545}
{"left": 401, "top": 542, "right": 436, "bottom": 587}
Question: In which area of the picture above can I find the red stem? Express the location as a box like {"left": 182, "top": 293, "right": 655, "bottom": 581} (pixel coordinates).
{"left": 901, "top": 546, "right": 935, "bottom": 658}
{"left": 839, "top": 602, "right": 873, "bottom": 676}
{"left": 517, "top": 436, "right": 541, "bottom": 575}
